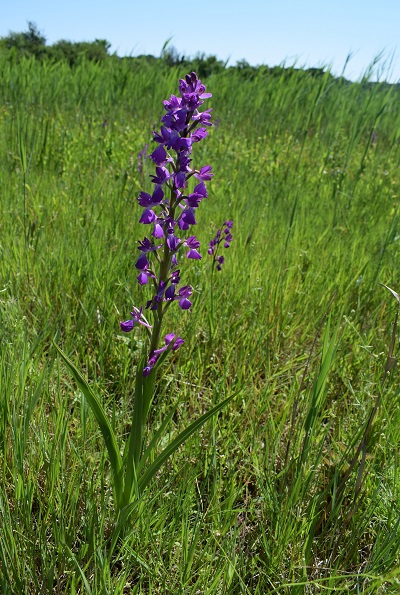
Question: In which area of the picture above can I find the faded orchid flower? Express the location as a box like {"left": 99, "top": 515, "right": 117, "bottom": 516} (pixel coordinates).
{"left": 137, "top": 144, "right": 148, "bottom": 173}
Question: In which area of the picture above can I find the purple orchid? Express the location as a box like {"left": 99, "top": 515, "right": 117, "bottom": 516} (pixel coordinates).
{"left": 194, "top": 166, "right": 214, "bottom": 182}
{"left": 120, "top": 72, "right": 216, "bottom": 375}
{"left": 208, "top": 221, "right": 233, "bottom": 271}
{"left": 120, "top": 307, "right": 152, "bottom": 333}
{"left": 185, "top": 235, "right": 202, "bottom": 260}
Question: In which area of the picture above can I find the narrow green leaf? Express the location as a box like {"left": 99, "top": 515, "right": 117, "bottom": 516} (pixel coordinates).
{"left": 138, "top": 392, "right": 237, "bottom": 491}
{"left": 53, "top": 342, "right": 124, "bottom": 508}
{"left": 64, "top": 545, "right": 92, "bottom": 595}
{"left": 137, "top": 403, "right": 179, "bottom": 475}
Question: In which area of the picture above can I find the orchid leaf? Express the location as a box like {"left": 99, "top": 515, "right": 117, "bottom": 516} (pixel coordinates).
{"left": 53, "top": 342, "right": 124, "bottom": 509}
{"left": 138, "top": 392, "right": 237, "bottom": 492}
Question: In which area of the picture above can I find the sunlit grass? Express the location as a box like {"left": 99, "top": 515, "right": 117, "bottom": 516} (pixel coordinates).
{"left": 1, "top": 55, "right": 400, "bottom": 592}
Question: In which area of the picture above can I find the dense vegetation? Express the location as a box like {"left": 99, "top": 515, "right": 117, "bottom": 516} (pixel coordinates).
{"left": 1, "top": 29, "right": 400, "bottom": 593}
{"left": 0, "top": 21, "right": 333, "bottom": 79}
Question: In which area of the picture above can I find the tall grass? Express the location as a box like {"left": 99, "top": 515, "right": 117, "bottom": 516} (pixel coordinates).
{"left": 1, "top": 54, "right": 400, "bottom": 592}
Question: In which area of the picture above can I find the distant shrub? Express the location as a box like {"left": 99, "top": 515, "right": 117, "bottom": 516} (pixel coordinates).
{"left": 48, "top": 39, "right": 111, "bottom": 66}
{"left": 0, "top": 21, "right": 46, "bottom": 59}
{"left": 0, "top": 22, "right": 111, "bottom": 65}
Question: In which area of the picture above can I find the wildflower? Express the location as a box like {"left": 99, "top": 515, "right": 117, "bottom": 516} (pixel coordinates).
{"left": 121, "top": 71, "right": 214, "bottom": 374}
{"left": 185, "top": 235, "right": 202, "bottom": 260}
{"left": 137, "top": 186, "right": 164, "bottom": 208}
{"left": 177, "top": 286, "right": 193, "bottom": 309}
{"left": 150, "top": 145, "right": 171, "bottom": 166}
{"left": 208, "top": 221, "right": 233, "bottom": 270}
{"left": 194, "top": 166, "right": 213, "bottom": 182}
{"left": 120, "top": 307, "right": 152, "bottom": 333}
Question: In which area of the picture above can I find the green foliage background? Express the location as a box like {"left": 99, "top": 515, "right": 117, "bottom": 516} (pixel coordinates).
{"left": 1, "top": 34, "right": 400, "bottom": 592}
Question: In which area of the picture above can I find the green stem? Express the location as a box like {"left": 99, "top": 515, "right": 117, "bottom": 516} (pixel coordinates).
{"left": 127, "top": 191, "right": 175, "bottom": 490}
{"left": 125, "top": 148, "right": 183, "bottom": 505}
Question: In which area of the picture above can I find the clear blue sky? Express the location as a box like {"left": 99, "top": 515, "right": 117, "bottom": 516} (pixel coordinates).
{"left": 2, "top": 0, "right": 400, "bottom": 82}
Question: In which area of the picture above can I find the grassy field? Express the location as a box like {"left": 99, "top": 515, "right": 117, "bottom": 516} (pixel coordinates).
{"left": 1, "top": 54, "right": 400, "bottom": 593}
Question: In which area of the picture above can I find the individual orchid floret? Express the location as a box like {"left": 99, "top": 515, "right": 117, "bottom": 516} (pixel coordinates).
{"left": 163, "top": 95, "right": 182, "bottom": 113}
{"left": 167, "top": 233, "right": 180, "bottom": 252}
{"left": 120, "top": 307, "right": 152, "bottom": 333}
{"left": 153, "top": 126, "right": 179, "bottom": 149}
{"left": 150, "top": 166, "right": 171, "bottom": 185}
{"left": 162, "top": 109, "right": 188, "bottom": 132}
{"left": 179, "top": 154, "right": 192, "bottom": 172}
{"left": 136, "top": 252, "right": 150, "bottom": 270}
{"left": 177, "top": 286, "right": 193, "bottom": 309}
{"left": 139, "top": 208, "right": 157, "bottom": 225}
{"left": 137, "top": 271, "right": 152, "bottom": 285}
{"left": 185, "top": 182, "right": 208, "bottom": 208}
{"left": 153, "top": 222, "right": 164, "bottom": 238}
{"left": 150, "top": 145, "right": 172, "bottom": 167}
{"left": 191, "top": 109, "right": 213, "bottom": 126}
{"left": 190, "top": 128, "right": 208, "bottom": 143}
{"left": 185, "top": 236, "right": 202, "bottom": 259}
{"left": 162, "top": 284, "right": 193, "bottom": 309}
{"left": 178, "top": 208, "right": 197, "bottom": 230}
{"left": 138, "top": 237, "right": 162, "bottom": 255}
{"left": 138, "top": 186, "right": 164, "bottom": 208}
{"left": 135, "top": 252, "right": 155, "bottom": 285}
{"left": 194, "top": 166, "right": 214, "bottom": 182}
{"left": 170, "top": 269, "right": 181, "bottom": 285}
{"left": 174, "top": 171, "right": 187, "bottom": 189}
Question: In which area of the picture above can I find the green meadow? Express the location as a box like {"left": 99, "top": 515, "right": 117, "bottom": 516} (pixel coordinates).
{"left": 1, "top": 53, "right": 400, "bottom": 593}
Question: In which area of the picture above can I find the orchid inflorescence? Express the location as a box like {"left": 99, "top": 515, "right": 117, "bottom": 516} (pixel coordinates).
{"left": 208, "top": 220, "right": 233, "bottom": 271}
{"left": 121, "top": 72, "right": 214, "bottom": 375}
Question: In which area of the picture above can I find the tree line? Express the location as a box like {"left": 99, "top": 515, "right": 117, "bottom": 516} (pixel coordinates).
{"left": 0, "top": 22, "right": 332, "bottom": 81}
